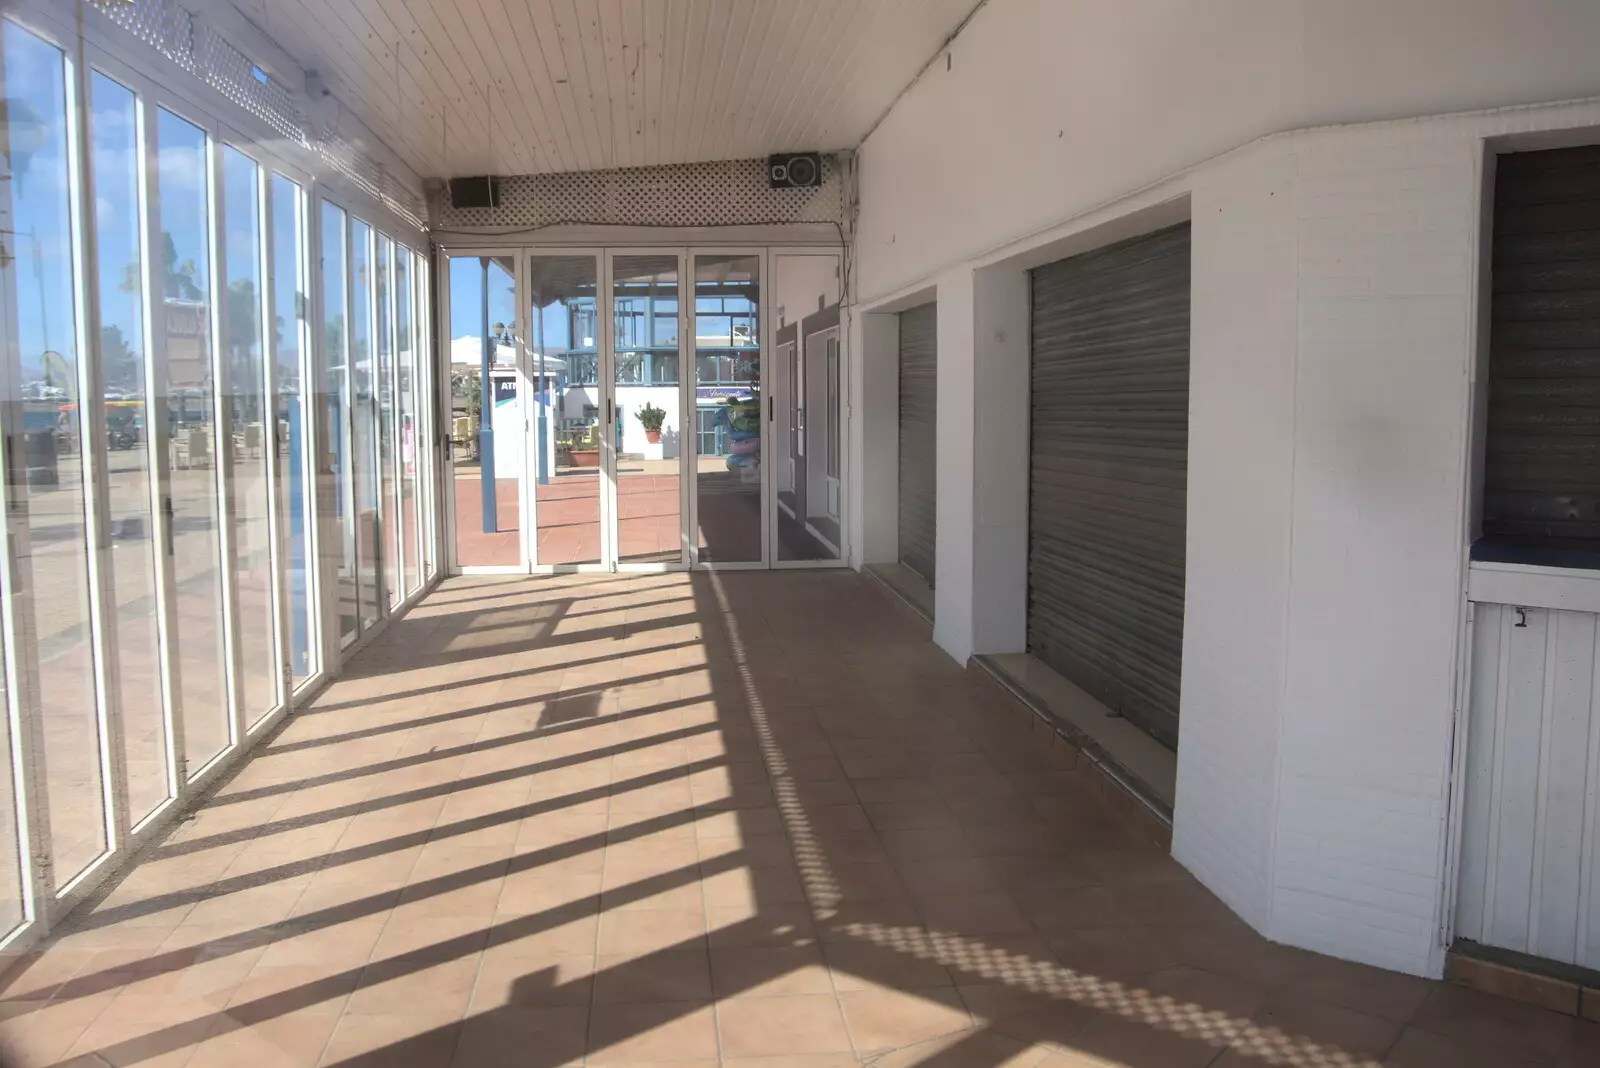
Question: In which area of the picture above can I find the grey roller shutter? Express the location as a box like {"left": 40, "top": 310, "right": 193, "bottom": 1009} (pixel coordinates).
{"left": 1482, "top": 144, "right": 1600, "bottom": 556}
{"left": 1028, "top": 223, "right": 1190, "bottom": 749}
{"left": 899, "top": 303, "right": 938, "bottom": 586}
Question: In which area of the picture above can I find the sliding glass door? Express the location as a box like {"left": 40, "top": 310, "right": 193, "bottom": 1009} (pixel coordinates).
{"left": 440, "top": 246, "right": 847, "bottom": 575}
{"left": 610, "top": 252, "right": 685, "bottom": 566}
{"left": 691, "top": 253, "right": 764, "bottom": 565}
{"left": 528, "top": 254, "right": 603, "bottom": 567}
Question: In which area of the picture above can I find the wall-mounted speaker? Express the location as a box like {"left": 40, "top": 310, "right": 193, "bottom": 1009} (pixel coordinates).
{"left": 448, "top": 176, "right": 500, "bottom": 209}
{"left": 768, "top": 153, "right": 822, "bottom": 189}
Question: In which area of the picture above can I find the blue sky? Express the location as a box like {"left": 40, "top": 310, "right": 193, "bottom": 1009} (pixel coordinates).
{"left": 10, "top": 20, "right": 302, "bottom": 395}
{"left": 9, "top": 25, "right": 76, "bottom": 383}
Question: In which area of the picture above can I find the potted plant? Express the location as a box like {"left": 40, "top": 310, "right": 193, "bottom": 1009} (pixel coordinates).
{"left": 635, "top": 402, "right": 666, "bottom": 444}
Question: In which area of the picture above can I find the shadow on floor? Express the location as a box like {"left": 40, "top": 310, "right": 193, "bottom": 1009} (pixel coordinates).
{"left": 0, "top": 572, "right": 1592, "bottom": 1067}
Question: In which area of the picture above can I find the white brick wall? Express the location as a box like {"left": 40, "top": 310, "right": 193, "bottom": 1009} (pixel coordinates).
{"left": 1173, "top": 148, "right": 1300, "bottom": 931}
{"left": 850, "top": 0, "right": 1600, "bottom": 979}
{"left": 1269, "top": 133, "right": 1480, "bottom": 975}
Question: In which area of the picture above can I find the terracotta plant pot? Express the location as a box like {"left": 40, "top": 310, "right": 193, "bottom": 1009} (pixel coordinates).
{"left": 644, "top": 429, "right": 662, "bottom": 444}
{"left": 570, "top": 449, "right": 600, "bottom": 467}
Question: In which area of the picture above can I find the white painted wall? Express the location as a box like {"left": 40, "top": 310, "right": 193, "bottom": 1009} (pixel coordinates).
{"left": 776, "top": 255, "right": 841, "bottom": 330}
{"left": 856, "top": 0, "right": 1600, "bottom": 304}
{"left": 1171, "top": 148, "right": 1299, "bottom": 936}
{"left": 850, "top": 0, "right": 1600, "bottom": 977}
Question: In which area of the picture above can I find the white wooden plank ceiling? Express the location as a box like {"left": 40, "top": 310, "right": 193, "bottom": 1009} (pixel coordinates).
{"left": 231, "top": 0, "right": 978, "bottom": 179}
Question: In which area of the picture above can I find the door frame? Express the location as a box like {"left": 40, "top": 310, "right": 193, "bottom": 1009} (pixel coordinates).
{"left": 439, "top": 243, "right": 851, "bottom": 575}
{"left": 688, "top": 247, "right": 770, "bottom": 571}
{"left": 769, "top": 247, "right": 850, "bottom": 570}
{"left": 436, "top": 247, "right": 526, "bottom": 576}
{"left": 525, "top": 248, "right": 612, "bottom": 575}
{"left": 606, "top": 247, "right": 691, "bottom": 572}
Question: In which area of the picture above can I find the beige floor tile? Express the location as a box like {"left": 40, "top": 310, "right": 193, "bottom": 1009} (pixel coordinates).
{"left": 450, "top": 1005, "right": 589, "bottom": 1068}
{"left": 718, "top": 993, "right": 853, "bottom": 1057}
{"left": 186, "top": 1006, "right": 342, "bottom": 1068}
{"left": 593, "top": 949, "right": 713, "bottom": 1004}
{"left": 868, "top": 1029, "right": 1052, "bottom": 1068}
{"left": 838, "top": 985, "right": 973, "bottom": 1054}
{"left": 228, "top": 962, "right": 362, "bottom": 1011}
{"left": 346, "top": 956, "right": 479, "bottom": 1019}
{"left": 823, "top": 941, "right": 951, "bottom": 993}
{"left": 318, "top": 1012, "right": 463, "bottom": 1067}
{"left": 484, "top": 913, "right": 601, "bottom": 960}
{"left": 0, "top": 996, "right": 119, "bottom": 1068}
{"left": 706, "top": 902, "right": 818, "bottom": 948}
{"left": 367, "top": 911, "right": 492, "bottom": 964}
{"left": 710, "top": 945, "right": 834, "bottom": 998}
{"left": 254, "top": 917, "right": 387, "bottom": 969}
{"left": 596, "top": 908, "right": 707, "bottom": 959}
{"left": 1407, "top": 985, "right": 1575, "bottom": 1062}
{"left": 469, "top": 954, "right": 594, "bottom": 1011}
{"left": 586, "top": 1000, "right": 720, "bottom": 1063}
{"left": 722, "top": 1057, "right": 860, "bottom": 1068}
{"left": 0, "top": 574, "right": 1574, "bottom": 1068}
{"left": 64, "top": 998, "right": 222, "bottom": 1067}
{"left": 916, "top": 893, "right": 1033, "bottom": 936}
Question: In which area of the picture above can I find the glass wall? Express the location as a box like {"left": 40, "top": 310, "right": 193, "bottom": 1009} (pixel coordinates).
{"left": 396, "top": 252, "right": 420, "bottom": 597}
{"left": 447, "top": 256, "right": 519, "bottom": 568}
{"left": 156, "top": 106, "right": 231, "bottom": 775}
{"left": 271, "top": 176, "right": 315, "bottom": 685}
{"left": 3, "top": 24, "right": 108, "bottom": 888}
{"left": 376, "top": 236, "right": 399, "bottom": 607}
{"left": 0, "top": 13, "right": 435, "bottom": 943}
{"left": 526, "top": 256, "right": 600, "bottom": 567}
{"left": 88, "top": 70, "right": 170, "bottom": 825}
{"left": 613, "top": 255, "right": 681, "bottom": 564}
{"left": 350, "top": 221, "right": 379, "bottom": 624}
{"left": 693, "top": 255, "right": 761, "bottom": 564}
{"left": 320, "top": 202, "right": 357, "bottom": 645}
{"left": 221, "top": 146, "right": 278, "bottom": 728}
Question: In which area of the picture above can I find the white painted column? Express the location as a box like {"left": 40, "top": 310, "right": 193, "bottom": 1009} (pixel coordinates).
{"left": 970, "top": 264, "right": 1030, "bottom": 656}
{"left": 932, "top": 270, "right": 976, "bottom": 661}
{"left": 854, "top": 311, "right": 900, "bottom": 567}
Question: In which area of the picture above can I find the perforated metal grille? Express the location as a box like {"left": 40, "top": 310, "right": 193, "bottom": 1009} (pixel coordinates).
{"left": 94, "top": 0, "right": 195, "bottom": 69}
{"left": 435, "top": 157, "right": 844, "bottom": 231}
{"left": 88, "top": 0, "right": 426, "bottom": 228}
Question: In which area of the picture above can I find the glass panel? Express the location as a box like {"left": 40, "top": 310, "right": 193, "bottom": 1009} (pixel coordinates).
{"left": 3, "top": 25, "right": 108, "bottom": 884}
{"left": 613, "top": 254, "right": 679, "bottom": 564}
{"left": 271, "top": 176, "right": 313, "bottom": 684}
{"left": 350, "top": 221, "right": 378, "bottom": 624}
{"left": 157, "top": 108, "right": 230, "bottom": 772}
{"left": 395, "top": 249, "right": 419, "bottom": 597}
{"left": 0, "top": 615, "right": 22, "bottom": 931}
{"left": 376, "top": 236, "right": 398, "bottom": 607}
{"left": 221, "top": 146, "right": 276, "bottom": 726}
{"left": 693, "top": 254, "right": 761, "bottom": 563}
{"left": 773, "top": 253, "right": 843, "bottom": 562}
{"left": 89, "top": 71, "right": 169, "bottom": 823}
{"left": 418, "top": 254, "right": 435, "bottom": 582}
{"left": 528, "top": 255, "right": 599, "bottom": 566}
{"left": 447, "top": 255, "right": 518, "bottom": 567}
{"left": 319, "top": 202, "right": 355, "bottom": 644}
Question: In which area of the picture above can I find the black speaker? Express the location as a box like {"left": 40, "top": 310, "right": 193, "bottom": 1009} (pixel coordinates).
{"left": 448, "top": 176, "right": 499, "bottom": 209}
{"left": 768, "top": 153, "right": 822, "bottom": 189}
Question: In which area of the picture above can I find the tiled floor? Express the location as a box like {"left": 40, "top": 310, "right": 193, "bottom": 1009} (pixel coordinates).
{"left": 2, "top": 572, "right": 1594, "bottom": 1067}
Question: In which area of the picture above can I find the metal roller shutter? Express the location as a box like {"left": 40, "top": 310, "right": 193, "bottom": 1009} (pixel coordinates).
{"left": 898, "top": 303, "right": 938, "bottom": 586}
{"left": 1483, "top": 144, "right": 1600, "bottom": 556}
{"left": 1028, "top": 223, "right": 1190, "bottom": 749}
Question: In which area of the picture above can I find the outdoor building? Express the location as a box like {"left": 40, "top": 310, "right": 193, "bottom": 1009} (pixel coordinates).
{"left": 1, "top": 1, "right": 1600, "bottom": 1065}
